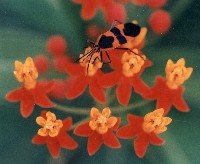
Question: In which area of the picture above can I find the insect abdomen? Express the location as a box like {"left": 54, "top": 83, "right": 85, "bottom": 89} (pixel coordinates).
{"left": 123, "top": 23, "right": 141, "bottom": 37}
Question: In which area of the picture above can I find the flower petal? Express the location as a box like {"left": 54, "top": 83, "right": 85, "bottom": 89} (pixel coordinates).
{"left": 156, "top": 96, "right": 172, "bottom": 115}
{"left": 5, "top": 87, "right": 23, "bottom": 102}
{"left": 112, "top": 118, "right": 121, "bottom": 131}
{"left": 99, "top": 71, "right": 120, "bottom": 88}
{"left": 149, "top": 133, "right": 165, "bottom": 145}
{"left": 172, "top": 88, "right": 190, "bottom": 112}
{"left": 74, "top": 122, "right": 92, "bottom": 137}
{"left": 66, "top": 76, "right": 87, "bottom": 99}
{"left": 89, "top": 79, "right": 106, "bottom": 103}
{"left": 87, "top": 132, "right": 103, "bottom": 156}
{"left": 35, "top": 81, "right": 54, "bottom": 94}
{"left": 117, "top": 125, "right": 138, "bottom": 139}
{"left": 62, "top": 117, "right": 72, "bottom": 131}
{"left": 20, "top": 92, "right": 34, "bottom": 118}
{"left": 46, "top": 138, "right": 60, "bottom": 158}
{"left": 107, "top": 117, "right": 118, "bottom": 128}
{"left": 36, "top": 116, "right": 46, "bottom": 126}
{"left": 103, "top": 131, "right": 121, "bottom": 148}
{"left": 102, "top": 107, "right": 111, "bottom": 117}
{"left": 32, "top": 134, "right": 46, "bottom": 144}
{"left": 65, "top": 63, "right": 84, "bottom": 76}
{"left": 58, "top": 134, "right": 78, "bottom": 150}
{"left": 127, "top": 114, "right": 143, "bottom": 125}
{"left": 132, "top": 76, "right": 152, "bottom": 98}
{"left": 90, "top": 107, "right": 100, "bottom": 118}
{"left": 34, "top": 95, "right": 54, "bottom": 108}
{"left": 134, "top": 133, "right": 149, "bottom": 158}
{"left": 81, "top": 0, "right": 98, "bottom": 20}
{"left": 116, "top": 78, "right": 132, "bottom": 106}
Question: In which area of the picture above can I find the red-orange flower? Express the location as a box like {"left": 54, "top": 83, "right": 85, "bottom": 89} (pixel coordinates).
{"left": 46, "top": 35, "right": 71, "bottom": 73}
{"left": 49, "top": 79, "right": 68, "bottom": 100}
{"left": 100, "top": 49, "right": 152, "bottom": 106}
{"left": 74, "top": 107, "right": 121, "bottom": 156}
{"left": 65, "top": 47, "right": 106, "bottom": 103}
{"left": 73, "top": 0, "right": 126, "bottom": 23}
{"left": 117, "top": 108, "right": 172, "bottom": 158}
{"left": 148, "top": 10, "right": 172, "bottom": 35}
{"left": 145, "top": 58, "right": 193, "bottom": 114}
{"left": 6, "top": 57, "right": 54, "bottom": 118}
{"left": 34, "top": 55, "right": 50, "bottom": 74}
{"left": 32, "top": 111, "right": 78, "bottom": 158}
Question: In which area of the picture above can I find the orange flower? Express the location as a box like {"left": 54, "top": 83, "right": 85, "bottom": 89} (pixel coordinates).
{"left": 65, "top": 47, "right": 106, "bottom": 103}
{"left": 145, "top": 58, "right": 193, "bottom": 114}
{"left": 100, "top": 49, "right": 152, "bottom": 106}
{"left": 74, "top": 107, "right": 121, "bottom": 156}
{"left": 6, "top": 57, "right": 54, "bottom": 118}
{"left": 73, "top": 0, "right": 126, "bottom": 23}
{"left": 46, "top": 35, "right": 72, "bottom": 73}
{"left": 32, "top": 111, "right": 78, "bottom": 158}
{"left": 117, "top": 108, "right": 172, "bottom": 158}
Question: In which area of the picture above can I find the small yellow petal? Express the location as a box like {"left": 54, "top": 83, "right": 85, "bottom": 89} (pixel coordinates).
{"left": 14, "top": 61, "right": 23, "bottom": 70}
{"left": 49, "top": 129, "right": 59, "bottom": 137}
{"left": 25, "top": 57, "right": 34, "bottom": 67}
{"left": 164, "top": 117, "right": 172, "bottom": 125}
{"left": 89, "top": 120, "right": 97, "bottom": 130}
{"left": 38, "top": 128, "right": 48, "bottom": 136}
{"left": 36, "top": 116, "right": 46, "bottom": 126}
{"left": 107, "top": 117, "right": 117, "bottom": 128}
{"left": 46, "top": 111, "right": 56, "bottom": 121}
{"left": 165, "top": 59, "right": 174, "bottom": 73}
{"left": 185, "top": 67, "right": 193, "bottom": 80}
{"left": 177, "top": 58, "right": 185, "bottom": 66}
{"left": 102, "top": 107, "right": 111, "bottom": 118}
{"left": 90, "top": 107, "right": 100, "bottom": 118}
{"left": 98, "top": 126, "right": 108, "bottom": 134}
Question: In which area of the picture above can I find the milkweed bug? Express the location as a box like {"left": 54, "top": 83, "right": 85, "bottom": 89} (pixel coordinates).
{"left": 78, "top": 20, "right": 147, "bottom": 72}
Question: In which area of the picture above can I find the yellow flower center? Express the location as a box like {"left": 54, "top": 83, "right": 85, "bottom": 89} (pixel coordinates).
{"left": 36, "top": 111, "right": 63, "bottom": 137}
{"left": 89, "top": 107, "right": 117, "bottom": 134}
{"left": 79, "top": 47, "right": 103, "bottom": 76}
{"left": 121, "top": 49, "right": 146, "bottom": 77}
{"left": 142, "top": 108, "right": 172, "bottom": 134}
{"left": 14, "top": 57, "right": 38, "bottom": 89}
{"left": 165, "top": 58, "right": 193, "bottom": 89}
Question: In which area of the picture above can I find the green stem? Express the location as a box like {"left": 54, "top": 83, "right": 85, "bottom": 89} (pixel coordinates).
{"left": 53, "top": 100, "right": 150, "bottom": 115}
{"left": 112, "top": 100, "right": 150, "bottom": 114}
{"left": 53, "top": 103, "right": 89, "bottom": 115}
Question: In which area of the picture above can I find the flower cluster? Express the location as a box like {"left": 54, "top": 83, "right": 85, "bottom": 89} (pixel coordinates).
{"left": 5, "top": 19, "right": 193, "bottom": 159}
{"left": 6, "top": 57, "right": 54, "bottom": 118}
{"left": 73, "top": 0, "right": 126, "bottom": 23}
{"left": 75, "top": 0, "right": 171, "bottom": 35}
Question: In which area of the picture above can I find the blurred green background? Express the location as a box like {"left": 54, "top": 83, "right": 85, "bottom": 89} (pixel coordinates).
{"left": 0, "top": 0, "right": 199, "bottom": 163}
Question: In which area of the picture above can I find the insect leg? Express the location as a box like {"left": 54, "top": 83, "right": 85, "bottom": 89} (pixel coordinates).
{"left": 115, "top": 47, "right": 145, "bottom": 60}
{"left": 92, "top": 50, "right": 102, "bottom": 64}
{"left": 115, "top": 47, "right": 138, "bottom": 55}
{"left": 86, "top": 51, "right": 95, "bottom": 74}
{"left": 105, "top": 51, "right": 111, "bottom": 63}
{"left": 76, "top": 48, "right": 95, "bottom": 63}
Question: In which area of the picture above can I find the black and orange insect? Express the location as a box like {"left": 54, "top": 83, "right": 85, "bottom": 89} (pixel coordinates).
{"left": 78, "top": 20, "right": 142, "bottom": 67}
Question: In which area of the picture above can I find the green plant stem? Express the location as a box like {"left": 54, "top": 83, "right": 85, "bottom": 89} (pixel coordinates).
{"left": 53, "top": 100, "right": 150, "bottom": 115}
